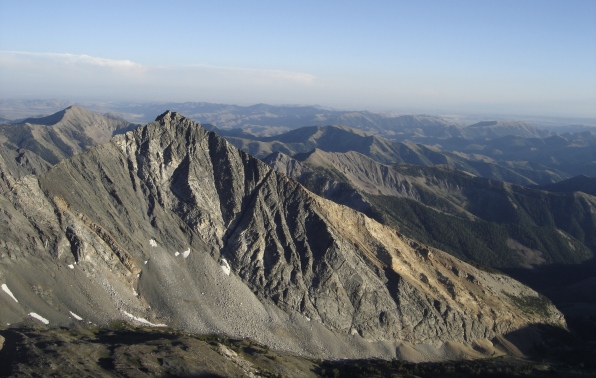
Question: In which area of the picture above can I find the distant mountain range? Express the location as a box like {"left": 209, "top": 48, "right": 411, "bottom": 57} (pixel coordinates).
{"left": 219, "top": 124, "right": 570, "bottom": 185}
{"left": 2, "top": 101, "right": 595, "bottom": 185}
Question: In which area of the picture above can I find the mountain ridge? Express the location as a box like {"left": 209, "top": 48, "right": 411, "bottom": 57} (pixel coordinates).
{"left": 0, "top": 105, "right": 139, "bottom": 192}
{"left": 265, "top": 149, "right": 595, "bottom": 268}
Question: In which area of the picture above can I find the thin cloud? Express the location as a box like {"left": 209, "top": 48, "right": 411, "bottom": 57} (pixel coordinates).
{"left": 0, "top": 51, "right": 316, "bottom": 85}
{"left": 0, "top": 51, "right": 318, "bottom": 103}
{"left": 0, "top": 51, "right": 144, "bottom": 71}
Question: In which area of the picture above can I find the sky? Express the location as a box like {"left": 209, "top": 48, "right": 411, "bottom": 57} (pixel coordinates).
{"left": 1, "top": 0, "right": 595, "bottom": 118}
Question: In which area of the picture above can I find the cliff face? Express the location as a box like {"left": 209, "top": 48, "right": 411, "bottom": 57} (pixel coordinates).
{"left": 0, "top": 111, "right": 564, "bottom": 360}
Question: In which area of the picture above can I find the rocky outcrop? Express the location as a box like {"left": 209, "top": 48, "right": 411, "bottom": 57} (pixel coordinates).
{"left": 0, "top": 111, "right": 564, "bottom": 360}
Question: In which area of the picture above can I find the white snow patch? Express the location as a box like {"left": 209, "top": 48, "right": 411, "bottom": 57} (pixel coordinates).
{"left": 29, "top": 312, "right": 49, "bottom": 324}
{"left": 220, "top": 258, "right": 231, "bottom": 276}
{"left": 1, "top": 284, "right": 18, "bottom": 303}
{"left": 174, "top": 251, "right": 180, "bottom": 257}
{"left": 121, "top": 310, "right": 166, "bottom": 327}
{"left": 182, "top": 248, "right": 191, "bottom": 258}
{"left": 149, "top": 239, "right": 157, "bottom": 247}
{"left": 68, "top": 264, "right": 74, "bottom": 269}
{"left": 69, "top": 311, "right": 83, "bottom": 321}
{"left": 133, "top": 288, "right": 138, "bottom": 296}
{"left": 144, "top": 260, "right": 148, "bottom": 265}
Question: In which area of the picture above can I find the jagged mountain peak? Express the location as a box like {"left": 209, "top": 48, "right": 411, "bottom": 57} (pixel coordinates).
{"left": 154, "top": 109, "right": 183, "bottom": 124}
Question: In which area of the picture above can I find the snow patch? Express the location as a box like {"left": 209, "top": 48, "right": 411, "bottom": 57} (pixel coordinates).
{"left": 68, "top": 264, "right": 74, "bottom": 269}
{"left": 149, "top": 239, "right": 157, "bottom": 247}
{"left": 29, "top": 312, "right": 49, "bottom": 324}
{"left": 1, "top": 284, "right": 18, "bottom": 303}
{"left": 174, "top": 251, "right": 180, "bottom": 257}
{"left": 121, "top": 310, "right": 166, "bottom": 327}
{"left": 182, "top": 248, "right": 191, "bottom": 258}
{"left": 144, "top": 260, "right": 148, "bottom": 265}
{"left": 69, "top": 311, "right": 83, "bottom": 321}
{"left": 220, "top": 258, "right": 231, "bottom": 276}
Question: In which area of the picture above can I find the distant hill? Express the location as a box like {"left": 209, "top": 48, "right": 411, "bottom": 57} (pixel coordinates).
{"left": 464, "top": 120, "right": 549, "bottom": 139}
{"left": 0, "top": 105, "right": 139, "bottom": 191}
{"left": 536, "top": 175, "right": 596, "bottom": 196}
{"left": 0, "top": 98, "right": 74, "bottom": 120}
{"left": 424, "top": 131, "right": 596, "bottom": 180}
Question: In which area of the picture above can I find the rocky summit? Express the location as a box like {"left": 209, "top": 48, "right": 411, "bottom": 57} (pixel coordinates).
{"left": 0, "top": 111, "right": 564, "bottom": 360}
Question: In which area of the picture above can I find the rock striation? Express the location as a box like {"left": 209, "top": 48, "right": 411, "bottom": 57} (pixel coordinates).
{"left": 0, "top": 111, "right": 564, "bottom": 360}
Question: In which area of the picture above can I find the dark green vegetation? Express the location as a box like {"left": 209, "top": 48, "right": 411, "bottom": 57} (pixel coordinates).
{"left": 1, "top": 325, "right": 594, "bottom": 378}
{"left": 535, "top": 175, "right": 596, "bottom": 196}
{"left": 365, "top": 188, "right": 595, "bottom": 270}
{"left": 503, "top": 293, "right": 553, "bottom": 318}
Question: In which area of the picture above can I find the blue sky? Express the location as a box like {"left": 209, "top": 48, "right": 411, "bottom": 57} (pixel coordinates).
{"left": 1, "top": 0, "right": 595, "bottom": 117}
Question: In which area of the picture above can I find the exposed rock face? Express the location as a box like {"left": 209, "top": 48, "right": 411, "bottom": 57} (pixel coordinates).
{"left": 263, "top": 151, "right": 374, "bottom": 215}
{"left": 0, "top": 111, "right": 564, "bottom": 360}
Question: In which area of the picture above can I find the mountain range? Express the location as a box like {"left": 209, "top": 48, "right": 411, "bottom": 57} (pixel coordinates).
{"left": 219, "top": 124, "right": 573, "bottom": 185}
{"left": 0, "top": 104, "right": 594, "bottom": 375}
{"left": 0, "top": 106, "right": 568, "bottom": 363}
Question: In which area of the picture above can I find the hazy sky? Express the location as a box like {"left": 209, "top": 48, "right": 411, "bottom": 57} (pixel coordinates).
{"left": 1, "top": 0, "right": 595, "bottom": 117}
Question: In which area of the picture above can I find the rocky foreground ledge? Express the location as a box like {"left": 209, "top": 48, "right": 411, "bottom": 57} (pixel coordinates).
{"left": 0, "top": 324, "right": 593, "bottom": 378}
